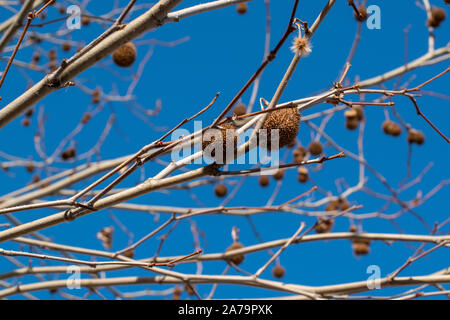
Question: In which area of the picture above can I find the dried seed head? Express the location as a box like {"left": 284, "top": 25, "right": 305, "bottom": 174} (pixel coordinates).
{"left": 92, "top": 89, "right": 100, "bottom": 104}
{"left": 382, "top": 120, "right": 402, "bottom": 137}
{"left": 272, "top": 265, "right": 285, "bottom": 279}
{"left": 61, "top": 147, "right": 76, "bottom": 160}
{"left": 352, "top": 239, "right": 371, "bottom": 256}
{"left": 81, "top": 15, "right": 91, "bottom": 26}
{"left": 236, "top": 3, "right": 248, "bottom": 15}
{"left": 21, "top": 118, "right": 30, "bottom": 127}
{"left": 273, "top": 169, "right": 284, "bottom": 181}
{"left": 339, "top": 198, "right": 350, "bottom": 211}
{"left": 112, "top": 42, "right": 137, "bottom": 68}
{"left": 97, "top": 226, "right": 114, "bottom": 250}
{"left": 297, "top": 166, "right": 308, "bottom": 183}
{"left": 308, "top": 141, "right": 323, "bottom": 156}
{"left": 48, "top": 49, "right": 57, "bottom": 61}
{"left": 353, "top": 105, "right": 364, "bottom": 121}
{"left": 226, "top": 242, "right": 245, "bottom": 265}
{"left": 349, "top": 225, "right": 357, "bottom": 233}
{"left": 346, "top": 118, "right": 359, "bottom": 130}
{"left": 262, "top": 107, "right": 300, "bottom": 150}
{"left": 25, "top": 108, "right": 34, "bottom": 118}
{"left": 59, "top": 6, "right": 66, "bottom": 15}
{"left": 62, "top": 42, "right": 71, "bottom": 52}
{"left": 173, "top": 286, "right": 183, "bottom": 297}
{"left": 290, "top": 35, "right": 312, "bottom": 57}
{"left": 202, "top": 123, "right": 237, "bottom": 160}
{"left": 81, "top": 113, "right": 92, "bottom": 124}
{"left": 325, "top": 200, "right": 339, "bottom": 212}
{"left": 314, "top": 217, "right": 334, "bottom": 233}
{"left": 354, "top": 6, "right": 368, "bottom": 22}
{"left": 214, "top": 184, "right": 228, "bottom": 198}
{"left": 233, "top": 104, "right": 246, "bottom": 116}
{"left": 32, "top": 174, "right": 40, "bottom": 183}
{"left": 427, "top": 7, "right": 446, "bottom": 27}
{"left": 293, "top": 146, "right": 307, "bottom": 162}
{"left": 26, "top": 164, "right": 34, "bottom": 173}
{"left": 344, "top": 109, "right": 358, "bottom": 119}
{"left": 408, "top": 129, "right": 425, "bottom": 145}
{"left": 259, "top": 175, "right": 270, "bottom": 187}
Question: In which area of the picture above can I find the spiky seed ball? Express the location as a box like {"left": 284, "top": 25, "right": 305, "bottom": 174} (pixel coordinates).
{"left": 290, "top": 36, "right": 312, "bottom": 57}
{"left": 202, "top": 123, "right": 237, "bottom": 160}
{"left": 297, "top": 166, "right": 308, "bottom": 183}
{"left": 408, "top": 129, "right": 425, "bottom": 145}
{"left": 273, "top": 169, "right": 284, "bottom": 181}
{"left": 61, "top": 147, "right": 76, "bottom": 160}
{"left": 236, "top": 3, "right": 248, "bottom": 15}
{"left": 339, "top": 198, "right": 350, "bottom": 211}
{"left": 427, "top": 7, "right": 446, "bottom": 27}
{"left": 354, "top": 6, "right": 368, "bottom": 22}
{"left": 352, "top": 239, "right": 371, "bottom": 256}
{"left": 226, "top": 242, "right": 245, "bottom": 265}
{"left": 259, "top": 175, "right": 270, "bottom": 187}
{"left": 382, "top": 120, "right": 402, "bottom": 137}
{"left": 353, "top": 105, "right": 364, "bottom": 121}
{"left": 81, "top": 113, "right": 92, "bottom": 124}
{"left": 346, "top": 118, "right": 359, "bottom": 130}
{"left": 59, "top": 6, "right": 66, "bottom": 15}
{"left": 214, "top": 184, "right": 228, "bottom": 198}
{"left": 272, "top": 265, "right": 285, "bottom": 279}
{"left": 62, "top": 42, "right": 71, "bottom": 52}
{"left": 314, "top": 217, "right": 334, "bottom": 233}
{"left": 233, "top": 104, "right": 246, "bottom": 116}
{"left": 81, "top": 15, "right": 90, "bottom": 26}
{"left": 173, "top": 286, "right": 182, "bottom": 297}
{"left": 32, "top": 175, "right": 40, "bottom": 183}
{"left": 308, "top": 141, "right": 323, "bottom": 156}
{"left": 112, "top": 42, "right": 137, "bottom": 67}
{"left": 262, "top": 107, "right": 300, "bottom": 150}
{"left": 293, "top": 146, "right": 307, "bottom": 162}
{"left": 26, "top": 164, "right": 34, "bottom": 173}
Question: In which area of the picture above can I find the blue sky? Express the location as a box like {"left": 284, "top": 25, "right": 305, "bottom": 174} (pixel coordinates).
{"left": 0, "top": 0, "right": 449, "bottom": 299}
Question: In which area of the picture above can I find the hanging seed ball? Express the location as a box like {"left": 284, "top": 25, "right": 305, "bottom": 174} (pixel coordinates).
{"left": 61, "top": 147, "right": 76, "bottom": 160}
{"left": 259, "top": 175, "right": 270, "bottom": 187}
{"left": 202, "top": 123, "right": 237, "bottom": 159}
{"left": 408, "top": 129, "right": 425, "bottom": 145}
{"left": 233, "top": 104, "right": 246, "bottom": 116}
{"left": 382, "top": 120, "right": 402, "bottom": 137}
{"left": 314, "top": 217, "right": 334, "bottom": 234}
{"left": 273, "top": 169, "right": 284, "bottom": 181}
{"left": 427, "top": 7, "right": 446, "bottom": 27}
{"left": 346, "top": 118, "right": 359, "bottom": 130}
{"left": 62, "top": 42, "right": 71, "bottom": 52}
{"left": 26, "top": 164, "right": 34, "bottom": 173}
{"left": 352, "top": 239, "right": 371, "bottom": 256}
{"left": 344, "top": 109, "right": 358, "bottom": 120}
{"left": 92, "top": 89, "right": 100, "bottom": 104}
{"left": 349, "top": 225, "right": 357, "bottom": 233}
{"left": 308, "top": 141, "right": 323, "bottom": 156}
{"left": 214, "top": 184, "right": 228, "bottom": 198}
{"left": 21, "top": 118, "right": 30, "bottom": 127}
{"left": 48, "top": 49, "right": 57, "bottom": 61}
{"left": 236, "top": 3, "right": 248, "bottom": 14}
{"left": 81, "top": 15, "right": 91, "bottom": 26}
{"left": 354, "top": 6, "right": 368, "bottom": 22}
{"left": 112, "top": 42, "right": 137, "bottom": 67}
{"left": 81, "top": 112, "right": 92, "bottom": 124}
{"left": 297, "top": 166, "right": 308, "bottom": 183}
{"left": 184, "top": 283, "right": 195, "bottom": 296}
{"left": 325, "top": 199, "right": 339, "bottom": 212}
{"left": 59, "top": 6, "right": 66, "bottom": 14}
{"left": 353, "top": 105, "right": 364, "bottom": 121}
{"left": 262, "top": 107, "right": 300, "bottom": 150}
{"left": 25, "top": 108, "right": 34, "bottom": 118}
{"left": 293, "top": 146, "right": 307, "bottom": 162}
{"left": 226, "top": 242, "right": 245, "bottom": 265}
{"left": 272, "top": 265, "right": 285, "bottom": 279}
{"left": 173, "top": 286, "right": 182, "bottom": 297}
{"left": 32, "top": 175, "right": 40, "bottom": 183}
{"left": 339, "top": 198, "right": 350, "bottom": 211}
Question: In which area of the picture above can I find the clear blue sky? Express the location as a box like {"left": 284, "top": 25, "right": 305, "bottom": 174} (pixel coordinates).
{"left": 0, "top": 0, "right": 449, "bottom": 299}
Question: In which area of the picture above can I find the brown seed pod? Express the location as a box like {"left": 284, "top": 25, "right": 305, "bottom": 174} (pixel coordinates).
{"left": 382, "top": 120, "right": 402, "bottom": 137}
{"left": 25, "top": 108, "right": 34, "bottom": 118}
{"left": 92, "top": 89, "right": 100, "bottom": 104}
{"left": 353, "top": 105, "right": 364, "bottom": 121}
{"left": 61, "top": 147, "right": 76, "bottom": 160}
{"left": 112, "top": 42, "right": 137, "bottom": 68}
{"left": 48, "top": 49, "right": 57, "bottom": 61}
{"left": 344, "top": 109, "right": 358, "bottom": 120}
{"left": 352, "top": 239, "right": 371, "bottom": 256}
{"left": 81, "top": 113, "right": 92, "bottom": 124}
{"left": 349, "top": 225, "right": 357, "bottom": 233}
{"left": 26, "top": 164, "right": 34, "bottom": 173}
{"left": 214, "top": 184, "right": 228, "bottom": 198}
{"left": 233, "top": 104, "right": 246, "bottom": 116}
{"left": 81, "top": 15, "right": 91, "bottom": 26}
{"left": 297, "top": 166, "right": 308, "bottom": 183}
{"left": 262, "top": 107, "right": 300, "bottom": 150}
{"left": 236, "top": 3, "right": 248, "bottom": 15}
{"left": 339, "top": 198, "right": 350, "bottom": 211}
{"left": 427, "top": 7, "right": 446, "bottom": 27}
{"left": 226, "top": 242, "right": 245, "bottom": 265}
{"left": 21, "top": 118, "right": 30, "bottom": 127}
{"left": 32, "top": 174, "right": 40, "bottom": 183}
{"left": 314, "top": 217, "right": 334, "bottom": 234}
{"left": 408, "top": 129, "right": 425, "bottom": 145}
{"left": 345, "top": 118, "right": 359, "bottom": 130}
{"left": 259, "top": 175, "right": 270, "bottom": 187}
{"left": 325, "top": 200, "right": 339, "bottom": 212}
{"left": 293, "top": 146, "right": 307, "bottom": 162}
{"left": 354, "top": 6, "right": 368, "bottom": 22}
{"left": 202, "top": 123, "right": 237, "bottom": 160}
{"left": 272, "top": 265, "right": 285, "bottom": 279}
{"left": 308, "top": 141, "right": 323, "bottom": 156}
{"left": 273, "top": 169, "right": 284, "bottom": 181}
{"left": 96, "top": 226, "right": 114, "bottom": 250}
{"left": 62, "top": 42, "right": 71, "bottom": 52}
